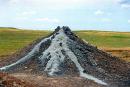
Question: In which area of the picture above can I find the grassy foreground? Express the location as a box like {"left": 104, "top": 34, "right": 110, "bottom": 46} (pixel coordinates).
{"left": 75, "top": 31, "right": 130, "bottom": 62}
{"left": 0, "top": 27, "right": 50, "bottom": 57}
{"left": 75, "top": 30, "right": 130, "bottom": 49}
{"left": 0, "top": 27, "right": 130, "bottom": 61}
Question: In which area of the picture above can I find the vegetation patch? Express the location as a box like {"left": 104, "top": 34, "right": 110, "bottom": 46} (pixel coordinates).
{"left": 0, "top": 28, "right": 130, "bottom": 62}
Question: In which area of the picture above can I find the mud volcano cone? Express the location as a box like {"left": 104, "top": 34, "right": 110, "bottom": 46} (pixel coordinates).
{"left": 0, "top": 26, "right": 130, "bottom": 87}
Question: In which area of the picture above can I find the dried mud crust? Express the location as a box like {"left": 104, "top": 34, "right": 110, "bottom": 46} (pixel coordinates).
{"left": 0, "top": 72, "right": 36, "bottom": 87}
{"left": 11, "top": 73, "right": 105, "bottom": 87}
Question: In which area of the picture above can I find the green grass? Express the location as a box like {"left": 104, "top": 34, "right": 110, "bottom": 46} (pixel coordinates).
{"left": 75, "top": 30, "right": 130, "bottom": 49}
{"left": 0, "top": 28, "right": 130, "bottom": 57}
{"left": 0, "top": 27, "right": 50, "bottom": 56}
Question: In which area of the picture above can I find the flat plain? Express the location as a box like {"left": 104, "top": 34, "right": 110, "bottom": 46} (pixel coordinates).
{"left": 0, "top": 27, "right": 130, "bottom": 62}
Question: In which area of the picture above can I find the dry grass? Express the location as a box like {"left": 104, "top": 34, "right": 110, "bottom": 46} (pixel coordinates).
{"left": 0, "top": 28, "right": 130, "bottom": 62}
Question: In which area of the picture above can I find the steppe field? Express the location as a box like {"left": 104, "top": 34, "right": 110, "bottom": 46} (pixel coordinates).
{"left": 0, "top": 27, "right": 130, "bottom": 62}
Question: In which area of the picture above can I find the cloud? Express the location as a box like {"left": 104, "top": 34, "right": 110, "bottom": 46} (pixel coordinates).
{"left": 128, "top": 20, "right": 130, "bottom": 23}
{"left": 14, "top": 11, "right": 36, "bottom": 21}
{"left": 101, "top": 18, "right": 112, "bottom": 22}
{"left": 15, "top": 17, "right": 28, "bottom": 20}
{"left": 36, "top": 18, "right": 60, "bottom": 23}
{"left": 8, "top": 0, "right": 19, "bottom": 4}
{"left": 121, "top": 4, "right": 130, "bottom": 8}
{"left": 95, "top": 10, "right": 104, "bottom": 15}
{"left": 7, "top": 0, "right": 117, "bottom": 9}
{"left": 118, "top": 0, "right": 130, "bottom": 4}
{"left": 117, "top": 0, "right": 130, "bottom": 8}
{"left": 94, "top": 10, "right": 112, "bottom": 16}
{"left": 21, "top": 11, "right": 36, "bottom": 16}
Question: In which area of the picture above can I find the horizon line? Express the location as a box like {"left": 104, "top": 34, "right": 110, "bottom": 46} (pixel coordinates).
{"left": 0, "top": 26, "right": 130, "bottom": 32}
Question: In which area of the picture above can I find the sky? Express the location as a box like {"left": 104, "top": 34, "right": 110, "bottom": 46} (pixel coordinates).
{"left": 0, "top": 0, "right": 130, "bottom": 31}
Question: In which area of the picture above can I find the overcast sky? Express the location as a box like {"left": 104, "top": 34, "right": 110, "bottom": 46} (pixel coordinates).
{"left": 0, "top": 0, "right": 130, "bottom": 31}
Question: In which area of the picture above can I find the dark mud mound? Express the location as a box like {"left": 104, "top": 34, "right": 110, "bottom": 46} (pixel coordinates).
{"left": 0, "top": 26, "right": 130, "bottom": 87}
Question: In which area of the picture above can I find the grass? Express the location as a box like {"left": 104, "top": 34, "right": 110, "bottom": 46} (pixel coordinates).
{"left": 75, "top": 30, "right": 130, "bottom": 49}
{"left": 0, "top": 28, "right": 130, "bottom": 62}
{"left": 75, "top": 30, "right": 130, "bottom": 62}
{"left": 0, "top": 27, "right": 50, "bottom": 56}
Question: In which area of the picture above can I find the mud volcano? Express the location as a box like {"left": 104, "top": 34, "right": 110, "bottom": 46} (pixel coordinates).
{"left": 0, "top": 26, "right": 130, "bottom": 87}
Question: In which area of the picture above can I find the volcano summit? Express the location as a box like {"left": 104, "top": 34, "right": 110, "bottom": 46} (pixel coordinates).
{"left": 0, "top": 26, "right": 130, "bottom": 87}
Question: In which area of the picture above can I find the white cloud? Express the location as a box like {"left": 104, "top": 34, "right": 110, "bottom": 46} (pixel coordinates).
{"left": 95, "top": 10, "right": 104, "bottom": 15}
{"left": 36, "top": 18, "right": 60, "bottom": 23}
{"left": 15, "top": 17, "right": 28, "bottom": 20}
{"left": 8, "top": 0, "right": 117, "bottom": 9}
{"left": 116, "top": 0, "right": 130, "bottom": 8}
{"left": 101, "top": 18, "right": 112, "bottom": 22}
{"left": 121, "top": 4, "right": 130, "bottom": 8}
{"left": 21, "top": 11, "right": 36, "bottom": 16}
{"left": 94, "top": 10, "right": 112, "bottom": 16}
{"left": 9, "top": 0, "right": 19, "bottom": 4}
{"left": 14, "top": 11, "right": 36, "bottom": 21}
{"left": 128, "top": 20, "right": 130, "bottom": 23}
